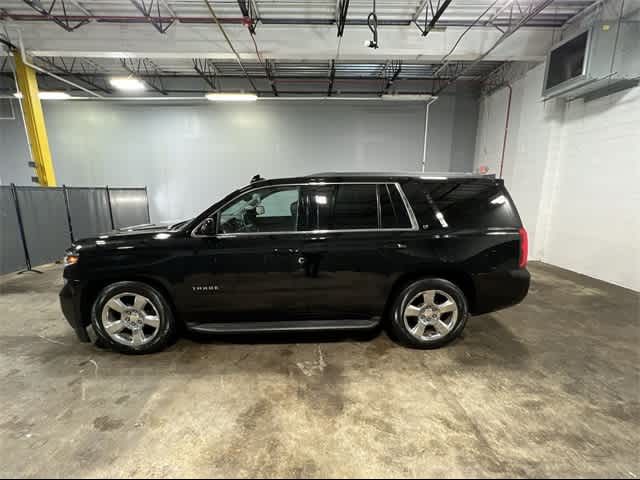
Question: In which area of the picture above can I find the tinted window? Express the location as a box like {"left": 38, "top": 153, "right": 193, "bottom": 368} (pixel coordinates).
{"left": 425, "top": 181, "right": 520, "bottom": 229}
{"left": 218, "top": 186, "right": 300, "bottom": 234}
{"left": 379, "top": 184, "right": 411, "bottom": 229}
{"left": 401, "top": 181, "right": 439, "bottom": 230}
{"left": 299, "top": 185, "right": 335, "bottom": 231}
{"left": 332, "top": 184, "right": 378, "bottom": 229}
{"left": 402, "top": 180, "right": 521, "bottom": 230}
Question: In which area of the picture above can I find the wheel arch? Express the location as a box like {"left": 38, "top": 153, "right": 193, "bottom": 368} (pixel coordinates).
{"left": 80, "top": 276, "right": 179, "bottom": 328}
{"left": 383, "top": 269, "right": 476, "bottom": 319}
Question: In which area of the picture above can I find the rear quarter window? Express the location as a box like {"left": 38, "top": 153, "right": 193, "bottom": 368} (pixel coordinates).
{"left": 402, "top": 180, "right": 521, "bottom": 230}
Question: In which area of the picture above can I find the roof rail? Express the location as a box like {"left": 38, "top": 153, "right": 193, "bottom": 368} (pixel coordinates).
{"left": 308, "top": 171, "right": 496, "bottom": 179}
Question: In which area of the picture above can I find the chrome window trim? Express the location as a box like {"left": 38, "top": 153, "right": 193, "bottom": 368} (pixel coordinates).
{"left": 191, "top": 181, "right": 419, "bottom": 238}
{"left": 395, "top": 183, "right": 419, "bottom": 231}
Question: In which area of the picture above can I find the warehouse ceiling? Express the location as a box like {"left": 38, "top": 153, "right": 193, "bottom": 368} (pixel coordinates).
{"left": 0, "top": 0, "right": 600, "bottom": 97}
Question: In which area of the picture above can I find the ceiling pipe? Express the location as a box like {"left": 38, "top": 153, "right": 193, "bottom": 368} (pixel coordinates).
{"left": 434, "top": 0, "right": 554, "bottom": 94}
{"left": 421, "top": 96, "right": 438, "bottom": 172}
{"left": 0, "top": 13, "right": 571, "bottom": 28}
{"left": 7, "top": 27, "right": 104, "bottom": 98}
{"left": 202, "top": 0, "right": 259, "bottom": 95}
{"left": 498, "top": 84, "right": 512, "bottom": 179}
{"left": 0, "top": 95, "right": 437, "bottom": 102}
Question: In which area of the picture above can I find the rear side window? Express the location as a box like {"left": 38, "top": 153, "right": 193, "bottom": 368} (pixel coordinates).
{"left": 379, "top": 184, "right": 411, "bottom": 229}
{"left": 299, "top": 183, "right": 414, "bottom": 231}
{"left": 332, "top": 184, "right": 378, "bottom": 229}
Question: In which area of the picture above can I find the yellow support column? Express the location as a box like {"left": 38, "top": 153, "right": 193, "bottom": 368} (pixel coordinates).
{"left": 13, "top": 52, "right": 57, "bottom": 186}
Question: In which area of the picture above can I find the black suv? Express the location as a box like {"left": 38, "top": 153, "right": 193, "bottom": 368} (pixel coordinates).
{"left": 60, "top": 172, "right": 530, "bottom": 354}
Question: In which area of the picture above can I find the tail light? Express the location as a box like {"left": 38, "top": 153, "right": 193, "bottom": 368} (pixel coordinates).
{"left": 518, "top": 227, "right": 528, "bottom": 268}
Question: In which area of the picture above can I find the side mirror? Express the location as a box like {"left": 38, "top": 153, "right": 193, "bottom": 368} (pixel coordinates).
{"left": 198, "top": 217, "right": 216, "bottom": 235}
{"left": 255, "top": 205, "right": 265, "bottom": 216}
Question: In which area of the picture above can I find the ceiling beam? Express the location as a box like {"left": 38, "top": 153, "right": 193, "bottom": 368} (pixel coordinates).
{"left": 21, "top": 0, "right": 90, "bottom": 31}
{"left": 414, "top": 0, "right": 454, "bottom": 37}
{"left": 129, "top": 0, "right": 176, "bottom": 33}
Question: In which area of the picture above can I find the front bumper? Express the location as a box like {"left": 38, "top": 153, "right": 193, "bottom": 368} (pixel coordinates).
{"left": 59, "top": 280, "right": 91, "bottom": 342}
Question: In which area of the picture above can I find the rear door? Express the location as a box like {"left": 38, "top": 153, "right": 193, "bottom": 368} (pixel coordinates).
{"left": 294, "top": 182, "right": 417, "bottom": 319}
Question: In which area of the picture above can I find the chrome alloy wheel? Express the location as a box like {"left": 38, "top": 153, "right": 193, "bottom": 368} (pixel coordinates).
{"left": 403, "top": 289, "right": 459, "bottom": 341}
{"left": 101, "top": 292, "right": 161, "bottom": 347}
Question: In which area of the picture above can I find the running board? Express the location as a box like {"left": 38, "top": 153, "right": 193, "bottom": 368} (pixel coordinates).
{"left": 186, "top": 318, "right": 380, "bottom": 334}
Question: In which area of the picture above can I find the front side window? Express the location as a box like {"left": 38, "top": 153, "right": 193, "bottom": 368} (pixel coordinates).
{"left": 218, "top": 186, "right": 300, "bottom": 234}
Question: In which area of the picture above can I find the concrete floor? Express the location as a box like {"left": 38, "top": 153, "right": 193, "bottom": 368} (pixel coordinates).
{"left": 0, "top": 262, "right": 638, "bottom": 478}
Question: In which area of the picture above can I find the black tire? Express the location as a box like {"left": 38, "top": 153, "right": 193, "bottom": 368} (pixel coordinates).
{"left": 91, "top": 281, "right": 176, "bottom": 354}
{"left": 389, "top": 278, "right": 469, "bottom": 349}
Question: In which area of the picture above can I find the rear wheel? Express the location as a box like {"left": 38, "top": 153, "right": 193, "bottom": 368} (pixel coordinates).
{"left": 91, "top": 281, "right": 176, "bottom": 354}
{"left": 389, "top": 278, "right": 468, "bottom": 349}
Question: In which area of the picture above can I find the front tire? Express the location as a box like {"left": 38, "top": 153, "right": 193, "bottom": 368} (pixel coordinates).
{"left": 91, "top": 281, "right": 176, "bottom": 354}
{"left": 389, "top": 278, "right": 469, "bottom": 349}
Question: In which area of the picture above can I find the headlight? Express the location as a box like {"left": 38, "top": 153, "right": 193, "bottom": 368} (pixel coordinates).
{"left": 64, "top": 253, "right": 79, "bottom": 266}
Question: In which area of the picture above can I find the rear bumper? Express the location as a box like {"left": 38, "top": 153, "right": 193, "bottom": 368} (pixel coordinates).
{"left": 59, "top": 280, "right": 91, "bottom": 342}
{"left": 471, "top": 268, "right": 530, "bottom": 315}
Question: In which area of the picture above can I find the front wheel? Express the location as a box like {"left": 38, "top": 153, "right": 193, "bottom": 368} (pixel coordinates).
{"left": 389, "top": 278, "right": 469, "bottom": 349}
{"left": 91, "top": 281, "right": 176, "bottom": 354}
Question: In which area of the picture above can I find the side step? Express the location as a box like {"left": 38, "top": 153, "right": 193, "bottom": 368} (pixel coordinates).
{"left": 186, "top": 318, "right": 380, "bottom": 334}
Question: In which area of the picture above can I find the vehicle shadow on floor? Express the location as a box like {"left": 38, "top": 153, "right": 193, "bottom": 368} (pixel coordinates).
{"left": 181, "top": 325, "right": 384, "bottom": 346}
{"left": 451, "top": 314, "right": 531, "bottom": 370}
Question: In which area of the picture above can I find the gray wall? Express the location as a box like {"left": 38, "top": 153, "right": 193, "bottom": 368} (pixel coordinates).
{"left": 0, "top": 95, "right": 478, "bottom": 223}
{"left": 0, "top": 100, "right": 33, "bottom": 184}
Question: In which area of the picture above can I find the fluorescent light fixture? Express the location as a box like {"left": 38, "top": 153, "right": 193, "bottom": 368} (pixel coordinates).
{"left": 420, "top": 176, "right": 447, "bottom": 180}
{"left": 109, "top": 77, "right": 146, "bottom": 91}
{"left": 39, "top": 91, "right": 72, "bottom": 100}
{"left": 14, "top": 91, "right": 71, "bottom": 100}
{"left": 381, "top": 94, "right": 434, "bottom": 101}
{"left": 205, "top": 92, "right": 258, "bottom": 102}
{"left": 315, "top": 195, "right": 328, "bottom": 205}
{"left": 490, "top": 195, "right": 507, "bottom": 205}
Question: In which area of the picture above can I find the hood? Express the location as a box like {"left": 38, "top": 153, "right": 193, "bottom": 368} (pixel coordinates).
{"left": 69, "top": 223, "right": 177, "bottom": 253}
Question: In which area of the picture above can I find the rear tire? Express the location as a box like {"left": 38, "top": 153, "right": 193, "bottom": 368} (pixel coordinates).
{"left": 389, "top": 278, "right": 468, "bottom": 349}
{"left": 91, "top": 281, "right": 176, "bottom": 354}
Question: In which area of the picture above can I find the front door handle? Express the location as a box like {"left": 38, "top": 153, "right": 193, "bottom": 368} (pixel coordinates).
{"left": 273, "top": 248, "right": 299, "bottom": 256}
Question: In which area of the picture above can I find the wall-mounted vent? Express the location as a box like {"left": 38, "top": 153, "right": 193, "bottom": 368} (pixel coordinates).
{"left": 542, "top": 20, "right": 640, "bottom": 100}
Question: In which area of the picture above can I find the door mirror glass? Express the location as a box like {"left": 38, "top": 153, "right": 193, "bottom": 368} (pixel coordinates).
{"left": 198, "top": 216, "right": 216, "bottom": 235}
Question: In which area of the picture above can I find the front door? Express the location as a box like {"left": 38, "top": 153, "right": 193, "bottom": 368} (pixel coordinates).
{"left": 183, "top": 185, "right": 305, "bottom": 322}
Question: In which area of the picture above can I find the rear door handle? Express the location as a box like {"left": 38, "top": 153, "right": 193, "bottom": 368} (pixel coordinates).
{"left": 384, "top": 242, "right": 407, "bottom": 249}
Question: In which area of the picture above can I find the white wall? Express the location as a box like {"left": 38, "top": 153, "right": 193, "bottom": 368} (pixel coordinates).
{"left": 0, "top": 95, "right": 478, "bottom": 223}
{"left": 474, "top": 64, "right": 640, "bottom": 291}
